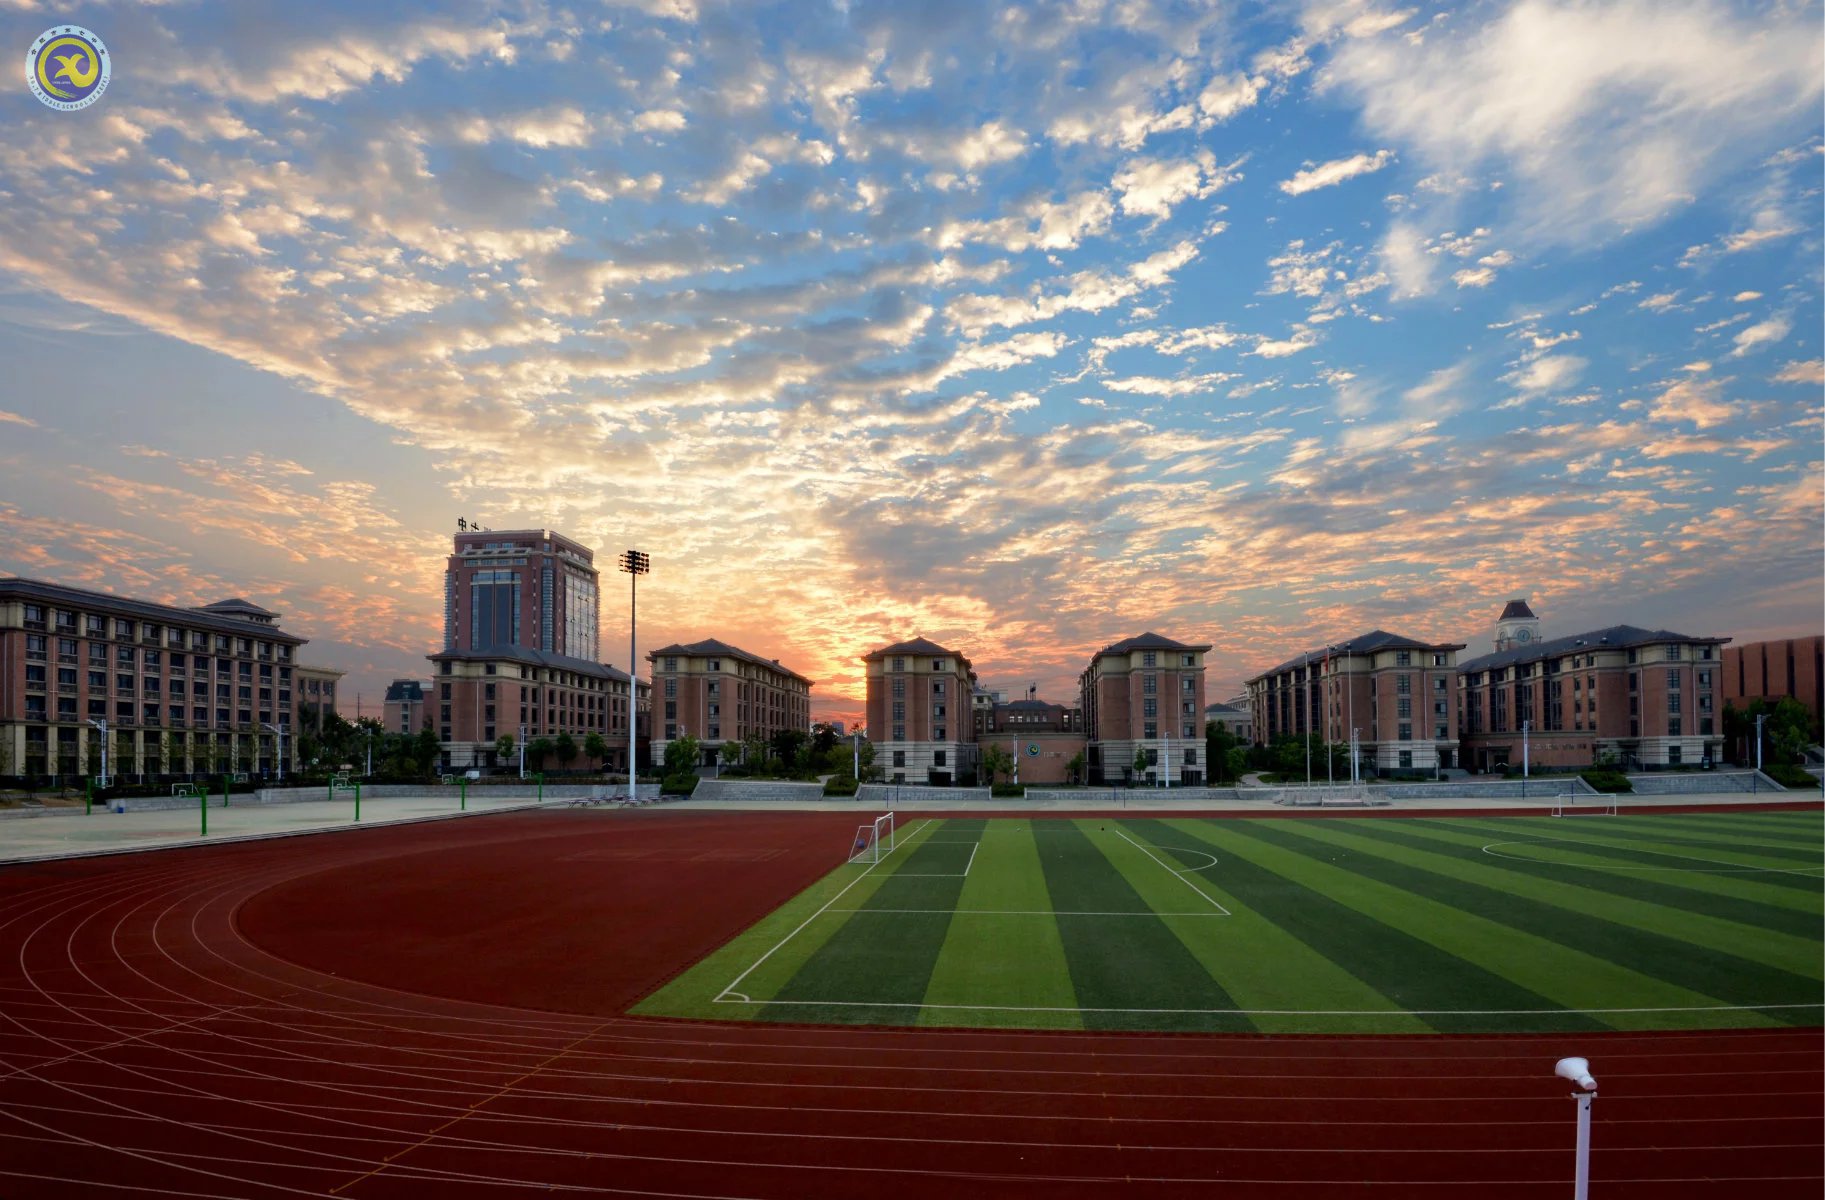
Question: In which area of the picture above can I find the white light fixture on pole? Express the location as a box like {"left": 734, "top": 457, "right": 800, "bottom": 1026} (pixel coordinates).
{"left": 1343, "top": 646, "right": 1356, "bottom": 785}
{"left": 261, "top": 722, "right": 286, "bottom": 783}
{"left": 852, "top": 729, "right": 860, "bottom": 782}
{"left": 518, "top": 722, "right": 527, "bottom": 780}
{"left": 87, "top": 718, "right": 108, "bottom": 787}
{"left": 1553, "top": 1056, "right": 1598, "bottom": 1200}
{"left": 1324, "top": 647, "right": 1335, "bottom": 792}
{"left": 618, "top": 550, "right": 650, "bottom": 803}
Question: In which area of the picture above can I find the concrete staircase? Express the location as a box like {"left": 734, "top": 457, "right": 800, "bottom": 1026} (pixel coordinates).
{"left": 689, "top": 779, "right": 826, "bottom": 803}
{"left": 857, "top": 784, "right": 992, "bottom": 805}
{"left": 1623, "top": 771, "right": 1784, "bottom": 795}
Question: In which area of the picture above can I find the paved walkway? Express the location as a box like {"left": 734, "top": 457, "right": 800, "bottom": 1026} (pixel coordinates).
{"left": 0, "top": 792, "right": 544, "bottom": 865}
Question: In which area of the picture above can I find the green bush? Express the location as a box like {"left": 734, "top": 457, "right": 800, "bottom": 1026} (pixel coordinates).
{"left": 660, "top": 774, "right": 698, "bottom": 796}
{"left": 990, "top": 782, "right": 1025, "bottom": 798}
{"left": 1765, "top": 763, "right": 1819, "bottom": 789}
{"left": 822, "top": 776, "right": 859, "bottom": 797}
{"left": 1580, "top": 770, "right": 1633, "bottom": 793}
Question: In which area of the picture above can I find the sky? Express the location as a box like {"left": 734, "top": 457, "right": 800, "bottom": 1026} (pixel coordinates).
{"left": 0, "top": 0, "right": 1819, "bottom": 730}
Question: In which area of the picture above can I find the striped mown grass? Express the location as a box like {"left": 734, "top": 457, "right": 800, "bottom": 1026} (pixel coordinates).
{"left": 631, "top": 810, "right": 1824, "bottom": 1034}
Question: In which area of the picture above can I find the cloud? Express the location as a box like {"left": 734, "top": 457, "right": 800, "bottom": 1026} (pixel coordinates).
{"left": 1772, "top": 360, "right": 1823, "bottom": 386}
{"left": 1112, "top": 150, "right": 1241, "bottom": 220}
{"left": 1504, "top": 354, "right": 1587, "bottom": 395}
{"left": 1379, "top": 221, "right": 1435, "bottom": 298}
{"left": 1647, "top": 376, "right": 1737, "bottom": 429}
{"left": 0, "top": 411, "right": 40, "bottom": 429}
{"left": 1278, "top": 149, "right": 1394, "bottom": 196}
{"left": 1730, "top": 315, "right": 1791, "bottom": 357}
{"left": 1320, "top": 0, "right": 1825, "bottom": 240}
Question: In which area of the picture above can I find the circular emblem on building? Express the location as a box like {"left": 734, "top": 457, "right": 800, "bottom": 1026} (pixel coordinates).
{"left": 26, "top": 26, "right": 109, "bottom": 112}
{"left": 1025, "top": 743, "right": 1040, "bottom": 757}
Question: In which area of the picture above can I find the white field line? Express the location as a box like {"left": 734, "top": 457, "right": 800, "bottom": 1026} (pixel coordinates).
{"left": 717, "top": 818, "right": 933, "bottom": 1001}
{"left": 962, "top": 842, "right": 978, "bottom": 877}
{"left": 825, "top": 908, "right": 1227, "bottom": 917}
{"left": 1481, "top": 837, "right": 1825, "bottom": 876}
{"left": 1109, "top": 827, "right": 1231, "bottom": 915}
{"left": 711, "top": 997, "right": 1825, "bottom": 1016}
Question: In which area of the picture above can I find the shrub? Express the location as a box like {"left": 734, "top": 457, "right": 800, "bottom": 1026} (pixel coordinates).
{"left": 990, "top": 782, "right": 1025, "bottom": 798}
{"left": 822, "top": 776, "right": 859, "bottom": 797}
{"left": 660, "top": 774, "right": 698, "bottom": 796}
{"left": 1765, "top": 763, "right": 1819, "bottom": 789}
{"left": 1580, "top": 770, "right": 1633, "bottom": 793}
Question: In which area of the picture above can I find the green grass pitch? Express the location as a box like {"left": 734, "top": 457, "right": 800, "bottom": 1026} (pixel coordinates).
{"left": 633, "top": 811, "right": 1825, "bottom": 1034}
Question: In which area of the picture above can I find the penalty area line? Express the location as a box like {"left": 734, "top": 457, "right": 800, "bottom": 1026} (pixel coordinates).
{"left": 1110, "top": 827, "right": 1231, "bottom": 915}
{"left": 714, "top": 818, "right": 933, "bottom": 1002}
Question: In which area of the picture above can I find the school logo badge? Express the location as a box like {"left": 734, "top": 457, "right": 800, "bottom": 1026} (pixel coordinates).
{"left": 26, "top": 25, "right": 110, "bottom": 112}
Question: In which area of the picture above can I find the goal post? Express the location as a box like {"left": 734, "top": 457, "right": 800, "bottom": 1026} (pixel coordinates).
{"left": 848, "top": 811, "right": 896, "bottom": 864}
{"left": 1553, "top": 790, "right": 1618, "bottom": 817}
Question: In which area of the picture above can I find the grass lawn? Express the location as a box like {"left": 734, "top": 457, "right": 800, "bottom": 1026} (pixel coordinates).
{"left": 633, "top": 810, "right": 1825, "bottom": 1034}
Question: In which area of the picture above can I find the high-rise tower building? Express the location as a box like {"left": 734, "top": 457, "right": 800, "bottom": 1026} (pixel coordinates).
{"left": 442, "top": 529, "right": 599, "bottom": 661}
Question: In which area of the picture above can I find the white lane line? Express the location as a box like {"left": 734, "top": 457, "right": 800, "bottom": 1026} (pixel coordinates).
{"left": 962, "top": 843, "right": 979, "bottom": 878}
{"left": 1480, "top": 837, "right": 1825, "bottom": 876}
{"left": 715, "top": 819, "right": 934, "bottom": 1002}
{"left": 1109, "top": 827, "right": 1231, "bottom": 915}
{"left": 825, "top": 908, "right": 1228, "bottom": 917}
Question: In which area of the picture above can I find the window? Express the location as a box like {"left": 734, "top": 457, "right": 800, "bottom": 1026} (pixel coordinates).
{"left": 1628, "top": 671, "right": 1638, "bottom": 692}
{"left": 934, "top": 726, "right": 946, "bottom": 740}
{"left": 663, "top": 657, "right": 677, "bottom": 671}
{"left": 932, "top": 680, "right": 946, "bottom": 697}
{"left": 1142, "top": 651, "right": 1156, "bottom": 667}
{"left": 890, "top": 657, "right": 904, "bottom": 672}
{"left": 1396, "top": 674, "right": 1411, "bottom": 694}
{"left": 1697, "top": 670, "right": 1711, "bottom": 688}
{"left": 1668, "top": 717, "right": 1682, "bottom": 736}
{"left": 892, "top": 750, "right": 905, "bottom": 767}
{"left": 22, "top": 604, "right": 44, "bottom": 626}
{"left": 1668, "top": 691, "right": 1681, "bottom": 713}
{"left": 1398, "top": 723, "right": 1412, "bottom": 741}
{"left": 1667, "top": 744, "right": 1683, "bottom": 764}
{"left": 1667, "top": 668, "right": 1680, "bottom": 688}
{"left": 933, "top": 751, "right": 946, "bottom": 767}
{"left": 1143, "top": 674, "right": 1157, "bottom": 694}
{"left": 1666, "top": 644, "right": 1682, "bottom": 660}
{"left": 1397, "top": 697, "right": 1411, "bottom": 718}
{"left": 932, "top": 659, "right": 947, "bottom": 671}
{"left": 1143, "top": 698, "right": 1157, "bottom": 718}
{"left": 892, "top": 725, "right": 904, "bottom": 741}
{"left": 708, "top": 659, "right": 721, "bottom": 671}
{"left": 1182, "top": 723, "right": 1195, "bottom": 738}
{"left": 664, "top": 678, "right": 676, "bottom": 697}
{"left": 88, "top": 670, "right": 105, "bottom": 688}
{"left": 1432, "top": 653, "right": 1447, "bottom": 667}
{"left": 1395, "top": 650, "right": 1411, "bottom": 667}
{"left": 1183, "top": 677, "right": 1195, "bottom": 693}
{"left": 1182, "top": 653, "right": 1195, "bottom": 667}
{"left": 1143, "top": 722, "right": 1157, "bottom": 738}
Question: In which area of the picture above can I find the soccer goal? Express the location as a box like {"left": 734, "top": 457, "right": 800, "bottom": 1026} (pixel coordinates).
{"left": 848, "top": 811, "right": 897, "bottom": 864}
{"left": 439, "top": 774, "right": 456, "bottom": 786}
{"left": 1553, "top": 790, "right": 1618, "bottom": 817}
{"left": 171, "top": 783, "right": 201, "bottom": 798}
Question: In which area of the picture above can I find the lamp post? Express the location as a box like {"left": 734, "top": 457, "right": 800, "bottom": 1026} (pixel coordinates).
{"left": 261, "top": 722, "right": 286, "bottom": 783}
{"left": 618, "top": 550, "right": 650, "bottom": 803}
{"left": 86, "top": 718, "right": 108, "bottom": 788}
{"left": 1753, "top": 712, "right": 1767, "bottom": 794}
{"left": 852, "top": 729, "right": 860, "bottom": 782}
{"left": 1553, "top": 1057, "right": 1598, "bottom": 1200}
{"left": 1522, "top": 719, "right": 1530, "bottom": 800}
{"left": 1324, "top": 647, "right": 1335, "bottom": 792}
{"left": 1302, "top": 650, "right": 1312, "bottom": 790}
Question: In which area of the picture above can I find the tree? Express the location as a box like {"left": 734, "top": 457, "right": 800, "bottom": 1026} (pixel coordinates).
{"left": 856, "top": 739, "right": 880, "bottom": 782}
{"left": 1065, "top": 750, "right": 1085, "bottom": 785}
{"left": 719, "top": 739, "right": 745, "bottom": 771}
{"left": 554, "top": 732, "right": 578, "bottom": 771}
{"left": 1766, "top": 697, "right": 1815, "bottom": 765}
{"left": 413, "top": 721, "right": 441, "bottom": 777}
{"left": 980, "top": 742, "right": 1013, "bottom": 785}
{"left": 162, "top": 732, "right": 183, "bottom": 779}
{"left": 770, "top": 728, "right": 808, "bottom": 771}
{"left": 527, "top": 737, "right": 555, "bottom": 770}
{"left": 809, "top": 723, "right": 839, "bottom": 759}
{"left": 663, "top": 733, "right": 701, "bottom": 777}
{"left": 0, "top": 731, "right": 12, "bottom": 781}
{"left": 1132, "top": 747, "right": 1150, "bottom": 785}
{"left": 1206, "top": 720, "right": 1238, "bottom": 784}
{"left": 495, "top": 733, "right": 516, "bottom": 764}
{"left": 583, "top": 732, "right": 608, "bottom": 768}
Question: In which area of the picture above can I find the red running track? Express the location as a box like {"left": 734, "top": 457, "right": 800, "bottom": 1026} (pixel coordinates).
{"left": 0, "top": 807, "right": 1817, "bottom": 1198}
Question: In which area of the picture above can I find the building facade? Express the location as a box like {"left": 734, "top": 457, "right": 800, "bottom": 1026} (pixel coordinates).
{"left": 648, "top": 638, "right": 813, "bottom": 767}
{"left": 1458, "top": 618, "right": 1730, "bottom": 771}
{"left": 382, "top": 679, "right": 427, "bottom": 735}
{"left": 295, "top": 665, "right": 343, "bottom": 731}
{"left": 0, "top": 578, "right": 320, "bottom": 781}
{"left": 429, "top": 647, "right": 646, "bottom": 773}
{"left": 1080, "top": 632, "right": 1208, "bottom": 786}
{"left": 864, "top": 638, "right": 978, "bottom": 785}
{"left": 1203, "top": 700, "right": 1252, "bottom": 745}
{"left": 1723, "top": 636, "right": 1823, "bottom": 720}
{"left": 443, "top": 529, "right": 600, "bottom": 661}
{"left": 1245, "top": 631, "right": 1464, "bottom": 775}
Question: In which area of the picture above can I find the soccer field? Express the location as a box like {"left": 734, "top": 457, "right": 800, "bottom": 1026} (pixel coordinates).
{"left": 634, "top": 811, "right": 1825, "bottom": 1034}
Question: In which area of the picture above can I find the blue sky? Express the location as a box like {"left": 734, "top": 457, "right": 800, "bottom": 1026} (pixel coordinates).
{"left": 0, "top": 0, "right": 1819, "bottom": 724}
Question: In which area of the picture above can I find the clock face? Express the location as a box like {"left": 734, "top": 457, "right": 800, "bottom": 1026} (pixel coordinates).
{"left": 1517, "top": 629, "right": 1532, "bottom": 642}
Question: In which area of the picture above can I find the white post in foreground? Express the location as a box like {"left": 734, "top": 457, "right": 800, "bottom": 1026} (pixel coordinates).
{"left": 1554, "top": 1056, "right": 1597, "bottom": 1200}
{"left": 1522, "top": 719, "right": 1531, "bottom": 800}
{"left": 261, "top": 722, "right": 286, "bottom": 782}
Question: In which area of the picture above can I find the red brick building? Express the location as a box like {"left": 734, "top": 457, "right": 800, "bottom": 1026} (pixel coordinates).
{"left": 0, "top": 577, "right": 326, "bottom": 782}
{"left": 1247, "top": 631, "right": 1466, "bottom": 776}
{"left": 429, "top": 648, "right": 645, "bottom": 773}
{"left": 648, "top": 638, "right": 812, "bottom": 768}
{"left": 1458, "top": 621, "right": 1730, "bottom": 772}
{"left": 1080, "top": 632, "right": 1208, "bottom": 786}
{"left": 443, "top": 529, "right": 599, "bottom": 661}
{"left": 1723, "top": 636, "right": 1823, "bottom": 717}
{"left": 864, "top": 638, "right": 978, "bottom": 785}
{"left": 382, "top": 679, "right": 427, "bottom": 735}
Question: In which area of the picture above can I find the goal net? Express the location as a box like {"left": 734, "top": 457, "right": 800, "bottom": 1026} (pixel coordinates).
{"left": 1552, "top": 791, "right": 1618, "bottom": 817}
{"left": 848, "top": 812, "right": 897, "bottom": 864}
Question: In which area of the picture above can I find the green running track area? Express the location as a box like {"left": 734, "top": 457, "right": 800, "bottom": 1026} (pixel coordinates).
{"left": 635, "top": 810, "right": 1824, "bottom": 1034}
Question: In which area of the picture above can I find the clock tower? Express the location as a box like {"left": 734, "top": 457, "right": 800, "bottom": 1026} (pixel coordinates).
{"left": 1493, "top": 598, "right": 1541, "bottom": 653}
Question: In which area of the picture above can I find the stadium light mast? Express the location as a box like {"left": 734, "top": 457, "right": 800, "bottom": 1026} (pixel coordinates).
{"left": 1324, "top": 646, "right": 1336, "bottom": 792}
{"left": 1522, "top": 719, "right": 1531, "bottom": 800}
{"left": 1302, "top": 650, "right": 1312, "bottom": 790}
{"left": 1753, "top": 712, "right": 1767, "bottom": 794}
{"left": 619, "top": 549, "right": 650, "bottom": 803}
{"left": 1553, "top": 1057, "right": 1598, "bottom": 1200}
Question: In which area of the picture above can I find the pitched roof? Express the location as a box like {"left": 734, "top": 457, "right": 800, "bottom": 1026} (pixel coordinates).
{"left": 1095, "top": 631, "right": 1212, "bottom": 655}
{"left": 0, "top": 578, "right": 306, "bottom": 644}
{"left": 1459, "top": 624, "right": 1730, "bottom": 672}
{"left": 645, "top": 637, "right": 812, "bottom": 684}
{"left": 384, "top": 680, "right": 426, "bottom": 703}
{"left": 865, "top": 636, "right": 969, "bottom": 661}
{"left": 429, "top": 645, "right": 643, "bottom": 684}
{"left": 1247, "top": 630, "right": 1467, "bottom": 683}
{"left": 1498, "top": 598, "right": 1537, "bottom": 621}
{"left": 1204, "top": 702, "right": 1248, "bottom": 716}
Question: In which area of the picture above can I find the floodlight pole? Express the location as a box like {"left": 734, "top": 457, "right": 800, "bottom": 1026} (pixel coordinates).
{"left": 1343, "top": 646, "right": 1356, "bottom": 785}
{"left": 1325, "top": 647, "right": 1335, "bottom": 792}
{"left": 518, "top": 723, "right": 527, "bottom": 780}
{"left": 1572, "top": 1089, "right": 1594, "bottom": 1200}
{"left": 619, "top": 549, "right": 650, "bottom": 803}
{"left": 852, "top": 729, "right": 860, "bottom": 782}
{"left": 1303, "top": 650, "right": 1312, "bottom": 790}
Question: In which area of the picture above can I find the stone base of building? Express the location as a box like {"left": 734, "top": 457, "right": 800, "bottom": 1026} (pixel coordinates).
{"left": 880, "top": 741, "right": 978, "bottom": 786}
{"left": 1086, "top": 738, "right": 1204, "bottom": 787}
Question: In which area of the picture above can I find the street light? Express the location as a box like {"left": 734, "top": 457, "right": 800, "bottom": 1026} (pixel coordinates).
{"left": 1324, "top": 646, "right": 1336, "bottom": 792}
{"left": 86, "top": 718, "right": 108, "bottom": 788}
{"left": 261, "top": 722, "right": 286, "bottom": 783}
{"left": 1522, "top": 719, "right": 1531, "bottom": 800}
{"left": 1753, "top": 712, "right": 1767, "bottom": 794}
{"left": 1553, "top": 1056, "right": 1598, "bottom": 1200}
{"left": 619, "top": 549, "right": 650, "bottom": 803}
{"left": 1302, "top": 649, "right": 1312, "bottom": 791}
{"left": 519, "top": 723, "right": 528, "bottom": 780}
